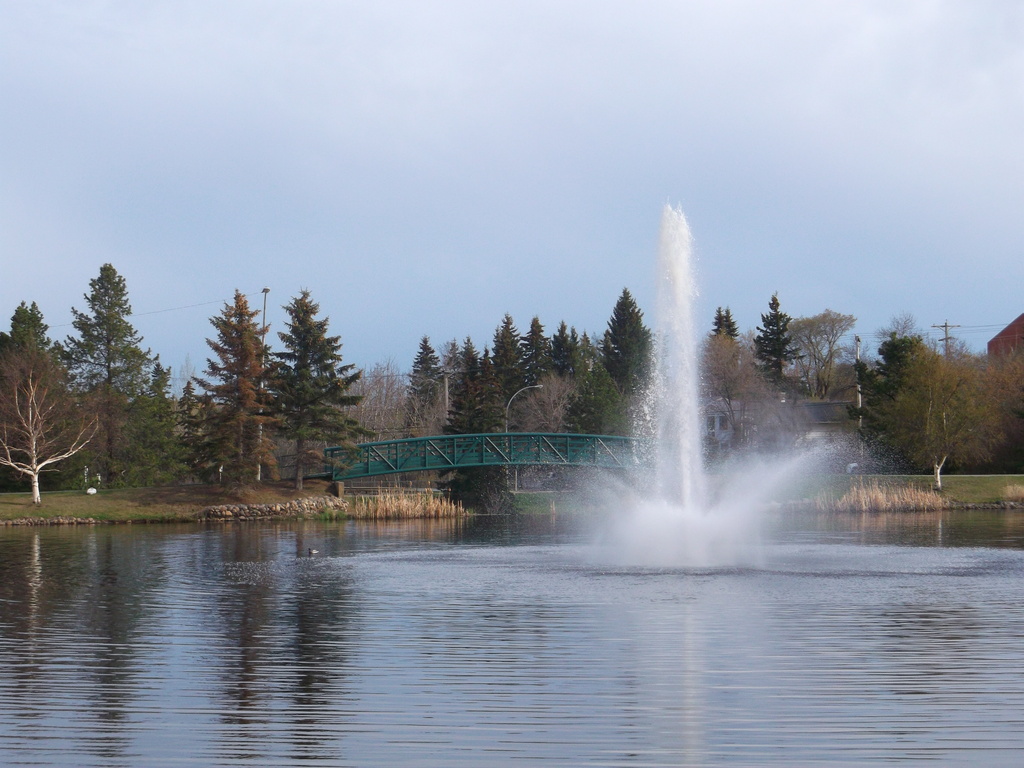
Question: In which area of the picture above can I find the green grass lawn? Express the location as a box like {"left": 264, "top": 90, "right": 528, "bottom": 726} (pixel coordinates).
{"left": 795, "top": 474, "right": 1024, "bottom": 505}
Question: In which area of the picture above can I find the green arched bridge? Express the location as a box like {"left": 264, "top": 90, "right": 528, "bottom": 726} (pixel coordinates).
{"left": 325, "top": 433, "right": 645, "bottom": 481}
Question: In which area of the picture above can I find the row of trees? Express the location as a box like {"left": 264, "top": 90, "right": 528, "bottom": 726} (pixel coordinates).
{"left": 2, "top": 266, "right": 1022, "bottom": 505}
{"left": 0, "top": 265, "right": 367, "bottom": 500}
{"left": 0, "top": 261, "right": 658, "bottom": 504}
{"left": 409, "top": 290, "right": 653, "bottom": 509}
{"left": 705, "top": 298, "right": 1024, "bottom": 487}
{"left": 0, "top": 271, "right": 656, "bottom": 509}
{"left": 405, "top": 288, "right": 652, "bottom": 440}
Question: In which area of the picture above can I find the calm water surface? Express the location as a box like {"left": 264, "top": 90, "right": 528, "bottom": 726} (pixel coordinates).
{"left": 2, "top": 510, "right": 1024, "bottom": 767}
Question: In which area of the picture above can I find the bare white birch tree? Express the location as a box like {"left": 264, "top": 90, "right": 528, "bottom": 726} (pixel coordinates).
{"left": 0, "top": 348, "right": 96, "bottom": 504}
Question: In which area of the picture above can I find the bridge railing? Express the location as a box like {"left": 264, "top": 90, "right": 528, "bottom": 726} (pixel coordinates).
{"left": 325, "top": 433, "right": 645, "bottom": 481}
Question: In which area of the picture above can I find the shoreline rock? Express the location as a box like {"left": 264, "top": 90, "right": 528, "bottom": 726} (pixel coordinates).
{"left": 1, "top": 495, "right": 350, "bottom": 526}
{"left": 200, "top": 495, "right": 349, "bottom": 521}
{"left": 1, "top": 516, "right": 102, "bottom": 526}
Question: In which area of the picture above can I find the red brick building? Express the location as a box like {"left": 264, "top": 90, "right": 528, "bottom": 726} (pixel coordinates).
{"left": 988, "top": 313, "right": 1024, "bottom": 355}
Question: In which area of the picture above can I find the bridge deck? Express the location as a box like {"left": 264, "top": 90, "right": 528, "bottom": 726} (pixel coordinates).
{"left": 326, "top": 433, "right": 643, "bottom": 481}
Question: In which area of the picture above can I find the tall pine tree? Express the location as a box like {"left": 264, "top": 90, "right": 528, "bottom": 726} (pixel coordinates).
{"left": 61, "top": 264, "right": 159, "bottom": 485}
{"left": 270, "top": 290, "right": 364, "bottom": 490}
{"left": 196, "top": 290, "right": 277, "bottom": 486}
{"left": 491, "top": 314, "right": 525, "bottom": 400}
{"left": 601, "top": 288, "right": 652, "bottom": 396}
{"left": 176, "top": 379, "right": 211, "bottom": 481}
{"left": 520, "top": 316, "right": 552, "bottom": 387}
{"left": 408, "top": 336, "right": 442, "bottom": 406}
{"left": 711, "top": 306, "right": 740, "bottom": 339}
{"left": 550, "top": 321, "right": 581, "bottom": 378}
{"left": 442, "top": 339, "right": 508, "bottom": 512}
{"left": 445, "top": 339, "right": 502, "bottom": 435}
{"left": 407, "top": 336, "right": 444, "bottom": 436}
{"left": 0, "top": 301, "right": 51, "bottom": 355}
{"left": 753, "top": 293, "right": 798, "bottom": 387}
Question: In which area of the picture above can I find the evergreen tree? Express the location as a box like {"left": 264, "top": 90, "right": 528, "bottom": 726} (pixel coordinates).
{"left": 403, "top": 337, "right": 448, "bottom": 438}
{"left": 601, "top": 288, "right": 653, "bottom": 396}
{"left": 711, "top": 306, "right": 740, "bottom": 339}
{"left": 520, "top": 316, "right": 552, "bottom": 386}
{"left": 491, "top": 314, "right": 525, "bottom": 400}
{"left": 0, "top": 301, "right": 51, "bottom": 355}
{"left": 566, "top": 361, "right": 625, "bottom": 435}
{"left": 270, "top": 290, "right": 364, "bottom": 490}
{"left": 478, "top": 350, "right": 505, "bottom": 432}
{"left": 407, "top": 336, "right": 445, "bottom": 436}
{"left": 177, "top": 379, "right": 211, "bottom": 480}
{"left": 578, "top": 331, "right": 599, "bottom": 373}
{"left": 442, "top": 339, "right": 509, "bottom": 512}
{"left": 125, "top": 362, "right": 184, "bottom": 486}
{"left": 60, "top": 264, "right": 156, "bottom": 484}
{"left": 857, "top": 332, "right": 924, "bottom": 405}
{"left": 550, "top": 321, "right": 581, "bottom": 378}
{"left": 445, "top": 339, "right": 502, "bottom": 435}
{"left": 196, "top": 290, "right": 277, "bottom": 486}
{"left": 753, "top": 293, "right": 799, "bottom": 387}
{"left": 854, "top": 330, "right": 926, "bottom": 457}
{"left": 408, "top": 336, "right": 442, "bottom": 404}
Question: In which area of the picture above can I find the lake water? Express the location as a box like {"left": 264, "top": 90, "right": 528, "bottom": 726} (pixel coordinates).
{"left": 2, "top": 509, "right": 1024, "bottom": 767}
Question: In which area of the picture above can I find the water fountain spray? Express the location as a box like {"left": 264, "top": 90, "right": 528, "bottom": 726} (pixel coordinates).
{"left": 652, "top": 205, "right": 707, "bottom": 511}
{"left": 607, "top": 205, "right": 767, "bottom": 567}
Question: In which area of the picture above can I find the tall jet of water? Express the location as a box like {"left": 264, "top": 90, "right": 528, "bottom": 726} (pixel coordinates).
{"left": 652, "top": 205, "right": 706, "bottom": 511}
{"left": 607, "top": 206, "right": 774, "bottom": 566}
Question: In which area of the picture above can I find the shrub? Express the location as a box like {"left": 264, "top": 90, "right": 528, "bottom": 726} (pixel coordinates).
{"left": 347, "top": 492, "right": 466, "bottom": 520}
{"left": 1003, "top": 484, "right": 1024, "bottom": 503}
{"left": 815, "top": 480, "right": 948, "bottom": 513}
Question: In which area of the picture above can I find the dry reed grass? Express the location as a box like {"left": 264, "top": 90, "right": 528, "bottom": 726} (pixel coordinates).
{"left": 815, "top": 480, "right": 948, "bottom": 514}
{"left": 346, "top": 492, "right": 466, "bottom": 520}
{"left": 1003, "top": 485, "right": 1024, "bottom": 503}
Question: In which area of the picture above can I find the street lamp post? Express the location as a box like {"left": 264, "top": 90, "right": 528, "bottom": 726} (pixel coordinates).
{"left": 257, "top": 287, "right": 270, "bottom": 482}
{"left": 505, "top": 384, "right": 542, "bottom": 433}
{"left": 504, "top": 384, "right": 542, "bottom": 492}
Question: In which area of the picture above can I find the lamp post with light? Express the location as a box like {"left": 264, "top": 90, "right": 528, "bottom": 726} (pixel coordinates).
{"left": 504, "top": 384, "right": 542, "bottom": 492}
{"left": 257, "top": 287, "right": 269, "bottom": 482}
{"left": 504, "top": 384, "right": 542, "bottom": 433}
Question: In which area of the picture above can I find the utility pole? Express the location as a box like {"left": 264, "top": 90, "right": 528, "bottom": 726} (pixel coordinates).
{"left": 854, "top": 334, "right": 864, "bottom": 467}
{"left": 931, "top": 320, "right": 960, "bottom": 357}
{"left": 854, "top": 335, "right": 862, "bottom": 420}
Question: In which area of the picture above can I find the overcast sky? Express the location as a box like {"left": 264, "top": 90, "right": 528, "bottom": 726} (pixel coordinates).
{"left": 2, "top": 1, "right": 1022, "bottom": 380}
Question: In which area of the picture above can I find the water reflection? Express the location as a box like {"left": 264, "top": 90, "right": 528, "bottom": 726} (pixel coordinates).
{"left": 1, "top": 512, "right": 1023, "bottom": 766}
{"left": 781, "top": 507, "right": 1024, "bottom": 548}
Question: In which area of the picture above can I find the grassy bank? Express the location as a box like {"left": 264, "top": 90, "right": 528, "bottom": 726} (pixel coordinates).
{"left": 800, "top": 474, "right": 1024, "bottom": 505}
{"left": 0, "top": 480, "right": 337, "bottom": 523}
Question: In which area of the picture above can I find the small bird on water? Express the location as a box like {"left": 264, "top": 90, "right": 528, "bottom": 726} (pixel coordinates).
{"left": 307, "top": 548, "right": 319, "bottom": 556}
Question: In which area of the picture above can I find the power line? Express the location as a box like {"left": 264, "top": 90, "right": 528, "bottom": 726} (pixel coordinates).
{"left": 47, "top": 289, "right": 269, "bottom": 329}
